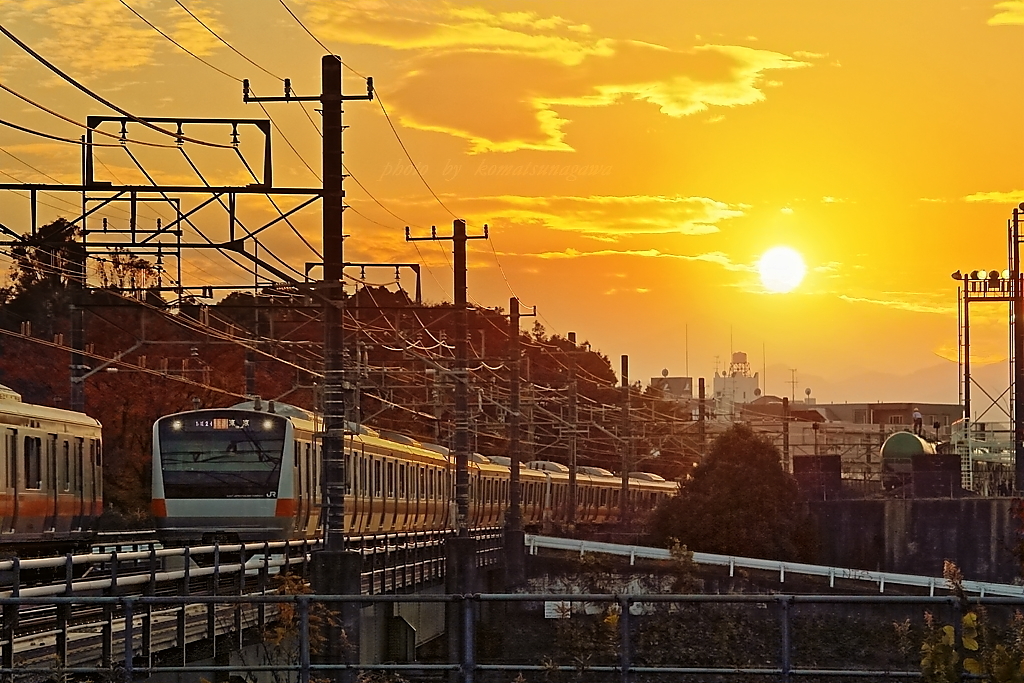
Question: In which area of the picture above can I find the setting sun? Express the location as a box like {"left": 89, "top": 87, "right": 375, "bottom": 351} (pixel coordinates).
{"left": 758, "top": 247, "right": 806, "bottom": 294}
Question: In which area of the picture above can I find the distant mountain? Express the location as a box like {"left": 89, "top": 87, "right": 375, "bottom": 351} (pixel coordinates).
{"left": 760, "top": 360, "right": 994, "bottom": 405}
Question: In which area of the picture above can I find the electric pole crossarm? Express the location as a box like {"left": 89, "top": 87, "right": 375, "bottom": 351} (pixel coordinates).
{"left": 243, "top": 76, "right": 374, "bottom": 103}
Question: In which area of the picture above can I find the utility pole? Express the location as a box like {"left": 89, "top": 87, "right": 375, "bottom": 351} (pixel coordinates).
{"left": 1014, "top": 206, "right": 1024, "bottom": 492}
{"left": 698, "top": 377, "right": 706, "bottom": 462}
{"left": 408, "top": 220, "right": 487, "bottom": 672}
{"left": 620, "top": 354, "right": 631, "bottom": 527}
{"left": 567, "top": 331, "right": 578, "bottom": 529}
{"left": 68, "top": 230, "right": 87, "bottom": 413}
{"left": 504, "top": 296, "right": 535, "bottom": 588}
{"left": 245, "top": 300, "right": 258, "bottom": 397}
{"left": 248, "top": 56, "right": 373, "bottom": 550}
{"left": 247, "top": 55, "right": 373, "bottom": 683}
{"left": 406, "top": 220, "right": 488, "bottom": 537}
{"left": 782, "top": 396, "right": 790, "bottom": 472}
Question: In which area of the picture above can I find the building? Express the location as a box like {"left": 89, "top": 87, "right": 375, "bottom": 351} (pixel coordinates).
{"left": 649, "top": 371, "right": 693, "bottom": 402}
{"left": 712, "top": 352, "right": 760, "bottom": 419}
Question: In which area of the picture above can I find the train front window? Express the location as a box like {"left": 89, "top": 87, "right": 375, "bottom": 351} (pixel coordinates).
{"left": 158, "top": 413, "right": 286, "bottom": 499}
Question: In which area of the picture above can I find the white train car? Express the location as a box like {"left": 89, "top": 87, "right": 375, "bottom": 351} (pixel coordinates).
{"left": 0, "top": 385, "right": 102, "bottom": 551}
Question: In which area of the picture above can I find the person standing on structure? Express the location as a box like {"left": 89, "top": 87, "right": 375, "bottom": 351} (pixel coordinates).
{"left": 913, "top": 407, "right": 923, "bottom": 436}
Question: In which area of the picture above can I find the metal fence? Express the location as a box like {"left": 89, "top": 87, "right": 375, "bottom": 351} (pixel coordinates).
{"left": 3, "top": 590, "right": 1022, "bottom": 682}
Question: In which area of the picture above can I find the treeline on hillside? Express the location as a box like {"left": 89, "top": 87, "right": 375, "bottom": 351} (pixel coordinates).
{"left": 0, "top": 220, "right": 701, "bottom": 518}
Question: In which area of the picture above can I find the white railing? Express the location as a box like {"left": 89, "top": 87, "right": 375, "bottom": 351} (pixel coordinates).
{"left": 526, "top": 534, "right": 1024, "bottom": 597}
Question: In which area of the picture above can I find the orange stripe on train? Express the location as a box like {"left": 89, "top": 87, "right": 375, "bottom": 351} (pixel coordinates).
{"left": 275, "top": 498, "right": 296, "bottom": 517}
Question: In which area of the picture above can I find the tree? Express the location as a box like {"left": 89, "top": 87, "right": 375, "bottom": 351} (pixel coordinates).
{"left": 648, "top": 423, "right": 814, "bottom": 561}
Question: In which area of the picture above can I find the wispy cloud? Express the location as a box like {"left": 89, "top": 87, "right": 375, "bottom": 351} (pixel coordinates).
{"left": 964, "top": 189, "right": 1024, "bottom": 203}
{"left": 521, "top": 247, "right": 752, "bottom": 272}
{"left": 454, "top": 193, "right": 745, "bottom": 238}
{"left": 839, "top": 294, "right": 953, "bottom": 315}
{"left": 16, "top": 0, "right": 229, "bottom": 75}
{"left": 167, "top": 1, "right": 226, "bottom": 57}
{"left": 813, "top": 261, "right": 842, "bottom": 275}
{"left": 989, "top": 0, "right": 1024, "bottom": 25}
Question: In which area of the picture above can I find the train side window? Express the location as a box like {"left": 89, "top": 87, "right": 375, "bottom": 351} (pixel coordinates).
{"left": 44, "top": 436, "right": 53, "bottom": 489}
{"left": 386, "top": 461, "right": 395, "bottom": 498}
{"left": 344, "top": 451, "right": 353, "bottom": 494}
{"left": 398, "top": 463, "right": 406, "bottom": 498}
{"left": 373, "top": 459, "right": 382, "bottom": 497}
{"left": 7, "top": 431, "right": 16, "bottom": 489}
{"left": 305, "top": 442, "right": 312, "bottom": 499}
{"left": 428, "top": 469, "right": 435, "bottom": 499}
{"left": 313, "top": 443, "right": 319, "bottom": 497}
{"left": 419, "top": 467, "right": 425, "bottom": 500}
{"left": 62, "top": 441, "right": 70, "bottom": 491}
{"left": 23, "top": 436, "right": 41, "bottom": 490}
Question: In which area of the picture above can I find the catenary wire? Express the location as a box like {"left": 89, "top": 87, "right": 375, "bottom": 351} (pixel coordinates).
{"left": 118, "top": 0, "right": 239, "bottom": 82}
{"left": 173, "top": 0, "right": 283, "bottom": 81}
{"left": 0, "top": 117, "right": 123, "bottom": 147}
{"left": 0, "top": 82, "right": 184, "bottom": 149}
{"left": 110, "top": 2, "right": 324, "bottom": 274}
{"left": 0, "top": 22, "right": 232, "bottom": 148}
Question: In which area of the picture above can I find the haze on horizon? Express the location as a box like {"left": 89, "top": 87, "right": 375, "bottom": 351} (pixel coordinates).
{"left": 1, "top": 0, "right": 1022, "bottom": 406}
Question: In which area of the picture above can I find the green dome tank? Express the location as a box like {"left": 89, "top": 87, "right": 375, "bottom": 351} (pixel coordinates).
{"left": 881, "top": 431, "right": 936, "bottom": 471}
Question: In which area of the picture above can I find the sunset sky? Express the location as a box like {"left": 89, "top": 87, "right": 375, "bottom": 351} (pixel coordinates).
{"left": 1, "top": 0, "right": 1023, "bottom": 405}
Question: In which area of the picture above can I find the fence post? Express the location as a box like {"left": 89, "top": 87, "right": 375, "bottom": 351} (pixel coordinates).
{"left": 123, "top": 598, "right": 134, "bottom": 683}
{"left": 463, "top": 594, "right": 476, "bottom": 683}
{"left": 619, "top": 596, "right": 631, "bottom": 683}
{"left": 299, "top": 596, "right": 311, "bottom": 683}
{"left": 780, "top": 596, "right": 792, "bottom": 683}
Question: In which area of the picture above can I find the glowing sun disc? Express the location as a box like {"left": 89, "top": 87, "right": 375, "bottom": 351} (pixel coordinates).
{"left": 758, "top": 246, "right": 806, "bottom": 293}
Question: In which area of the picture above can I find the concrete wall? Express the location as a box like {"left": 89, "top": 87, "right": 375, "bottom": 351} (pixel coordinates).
{"left": 808, "top": 498, "right": 1022, "bottom": 583}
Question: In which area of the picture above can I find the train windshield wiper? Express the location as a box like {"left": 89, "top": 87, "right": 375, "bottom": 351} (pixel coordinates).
{"left": 240, "top": 426, "right": 280, "bottom": 464}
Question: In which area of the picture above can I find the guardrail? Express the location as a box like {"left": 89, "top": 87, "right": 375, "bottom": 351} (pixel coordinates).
{"left": 526, "top": 534, "right": 1024, "bottom": 597}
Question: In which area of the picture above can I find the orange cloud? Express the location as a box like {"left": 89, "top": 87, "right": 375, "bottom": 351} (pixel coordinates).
{"left": 167, "top": 1, "right": 226, "bottom": 58}
{"left": 389, "top": 42, "right": 809, "bottom": 152}
{"left": 295, "top": 2, "right": 810, "bottom": 152}
{"left": 38, "top": 0, "right": 157, "bottom": 74}
{"left": 14, "top": 0, "right": 228, "bottom": 75}
{"left": 300, "top": 1, "right": 610, "bottom": 65}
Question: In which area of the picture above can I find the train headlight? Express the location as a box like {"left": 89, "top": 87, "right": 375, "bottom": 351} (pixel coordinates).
{"left": 172, "top": 420, "right": 182, "bottom": 431}
{"left": 263, "top": 419, "right": 274, "bottom": 430}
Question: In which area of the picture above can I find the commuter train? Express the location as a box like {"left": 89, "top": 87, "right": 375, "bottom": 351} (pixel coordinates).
{"left": 151, "top": 400, "right": 677, "bottom": 545}
{"left": 0, "top": 385, "right": 103, "bottom": 552}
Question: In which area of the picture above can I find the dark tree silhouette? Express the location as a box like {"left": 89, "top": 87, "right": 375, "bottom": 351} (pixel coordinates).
{"left": 648, "top": 423, "right": 815, "bottom": 562}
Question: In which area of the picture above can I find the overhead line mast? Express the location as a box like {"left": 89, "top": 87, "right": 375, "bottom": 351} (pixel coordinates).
{"left": 244, "top": 57, "right": 373, "bottom": 553}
